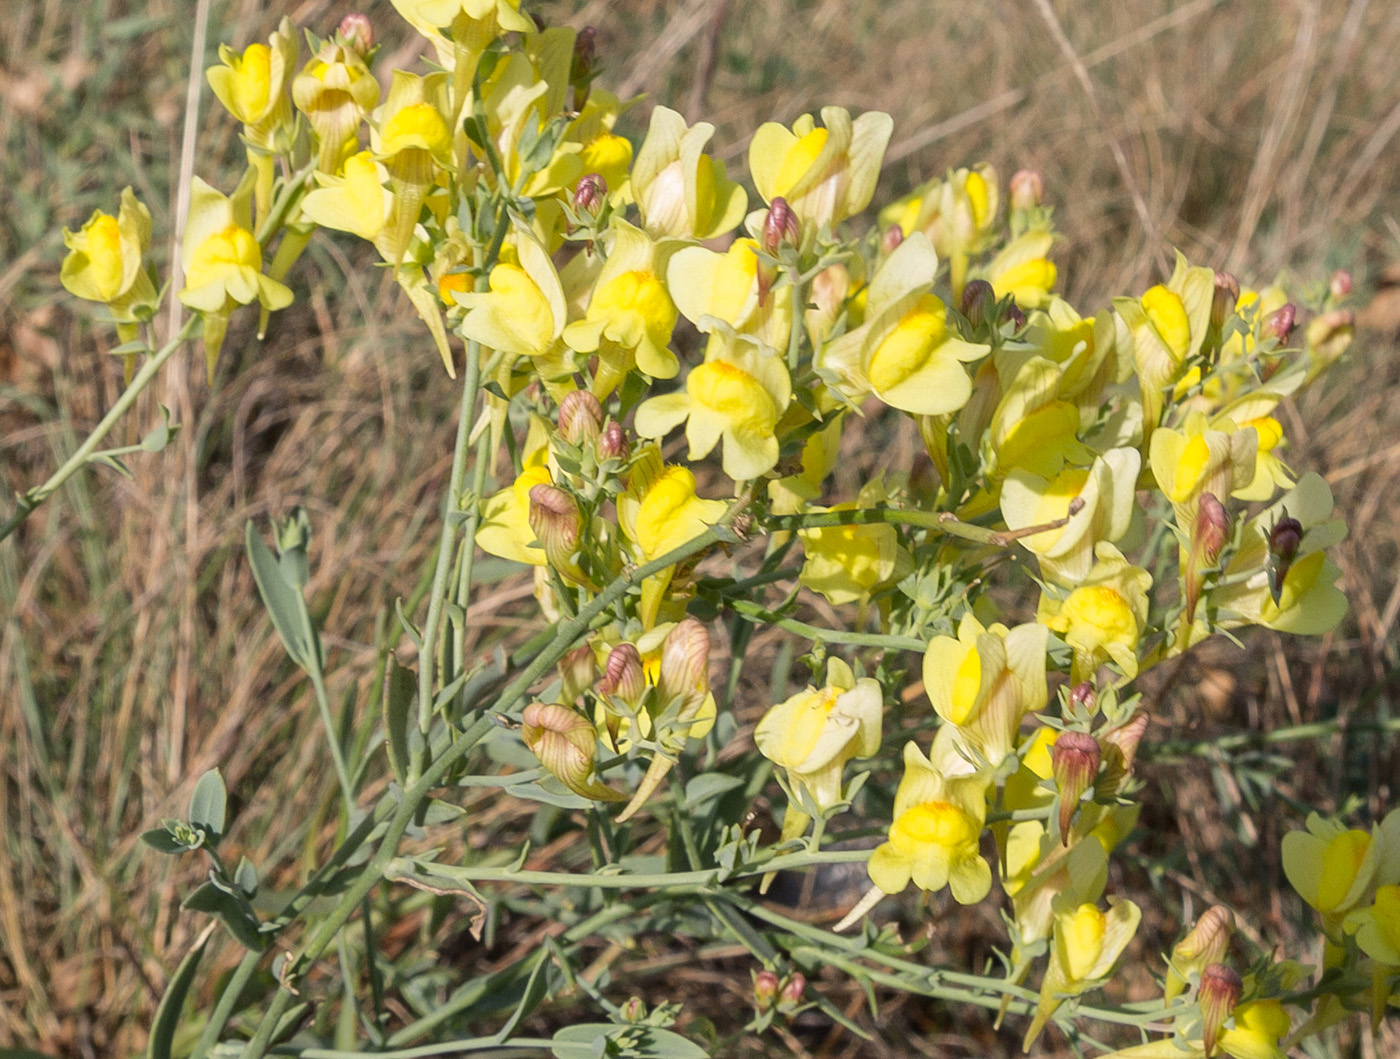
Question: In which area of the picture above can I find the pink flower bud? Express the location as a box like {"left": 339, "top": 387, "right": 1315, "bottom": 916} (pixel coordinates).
{"left": 880, "top": 224, "right": 904, "bottom": 255}
{"left": 1052, "top": 731, "right": 1101, "bottom": 842}
{"left": 528, "top": 484, "right": 582, "bottom": 571}
{"left": 558, "top": 389, "right": 604, "bottom": 445}
{"left": 596, "top": 420, "right": 629, "bottom": 461}
{"left": 1186, "top": 493, "right": 1231, "bottom": 622}
{"left": 620, "top": 996, "right": 646, "bottom": 1023}
{"left": 1329, "top": 269, "right": 1352, "bottom": 299}
{"left": 1067, "top": 681, "right": 1096, "bottom": 717}
{"left": 777, "top": 973, "right": 806, "bottom": 1015}
{"left": 656, "top": 618, "right": 710, "bottom": 719}
{"left": 570, "top": 26, "right": 597, "bottom": 108}
{"left": 1096, "top": 710, "right": 1149, "bottom": 796}
{"left": 1009, "top": 168, "right": 1045, "bottom": 210}
{"left": 1005, "top": 302, "right": 1027, "bottom": 333}
{"left": 1265, "top": 515, "right": 1303, "bottom": 606}
{"left": 599, "top": 643, "right": 646, "bottom": 707}
{"left": 573, "top": 172, "right": 607, "bottom": 216}
{"left": 762, "top": 198, "right": 800, "bottom": 255}
{"left": 961, "top": 279, "right": 995, "bottom": 330}
{"left": 1198, "top": 963, "right": 1243, "bottom": 1057}
{"left": 1211, "top": 271, "right": 1239, "bottom": 331}
{"left": 1261, "top": 303, "right": 1297, "bottom": 344}
{"left": 521, "top": 702, "right": 597, "bottom": 795}
{"left": 338, "top": 14, "right": 373, "bottom": 57}
{"left": 558, "top": 645, "right": 597, "bottom": 706}
{"left": 753, "top": 969, "right": 780, "bottom": 1012}
{"left": 1174, "top": 906, "right": 1235, "bottom": 967}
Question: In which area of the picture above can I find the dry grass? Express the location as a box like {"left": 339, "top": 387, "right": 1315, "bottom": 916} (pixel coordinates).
{"left": 2, "top": 0, "right": 1399, "bottom": 1055}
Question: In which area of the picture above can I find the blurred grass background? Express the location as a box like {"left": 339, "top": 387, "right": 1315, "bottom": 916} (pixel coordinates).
{"left": 2, "top": 0, "right": 1400, "bottom": 1055}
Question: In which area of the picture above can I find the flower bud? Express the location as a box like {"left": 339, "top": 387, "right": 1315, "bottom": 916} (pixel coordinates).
{"left": 754, "top": 969, "right": 781, "bottom": 1012}
{"left": 599, "top": 643, "right": 646, "bottom": 708}
{"left": 337, "top": 14, "right": 373, "bottom": 57}
{"left": 880, "top": 223, "right": 904, "bottom": 256}
{"left": 1198, "top": 962, "right": 1243, "bottom": 1057}
{"left": 1265, "top": 515, "right": 1303, "bottom": 606}
{"left": 559, "top": 644, "right": 596, "bottom": 706}
{"left": 1211, "top": 272, "right": 1239, "bottom": 332}
{"left": 1009, "top": 168, "right": 1044, "bottom": 210}
{"left": 1067, "top": 681, "right": 1096, "bottom": 717}
{"left": 1053, "top": 731, "right": 1101, "bottom": 842}
{"left": 1305, "top": 308, "right": 1354, "bottom": 372}
{"left": 961, "top": 278, "right": 995, "bottom": 331}
{"left": 573, "top": 172, "right": 607, "bottom": 217}
{"left": 1005, "top": 302, "right": 1027, "bottom": 333}
{"left": 596, "top": 420, "right": 629, "bottom": 461}
{"left": 1173, "top": 906, "right": 1235, "bottom": 972}
{"left": 1261, "top": 303, "right": 1297, "bottom": 344}
{"left": 528, "top": 484, "right": 582, "bottom": 572}
{"left": 521, "top": 702, "right": 617, "bottom": 800}
{"left": 570, "top": 26, "right": 596, "bottom": 109}
{"left": 762, "top": 197, "right": 801, "bottom": 255}
{"left": 620, "top": 996, "right": 646, "bottom": 1023}
{"left": 1186, "top": 493, "right": 1231, "bottom": 622}
{"left": 656, "top": 618, "right": 711, "bottom": 718}
{"left": 777, "top": 973, "right": 806, "bottom": 1015}
{"left": 1329, "top": 269, "right": 1352, "bottom": 300}
{"left": 558, "top": 389, "right": 604, "bottom": 446}
{"left": 1096, "top": 710, "right": 1148, "bottom": 796}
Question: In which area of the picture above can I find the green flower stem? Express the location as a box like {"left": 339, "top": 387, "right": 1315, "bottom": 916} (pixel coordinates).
{"left": 271, "top": 1039, "right": 553, "bottom": 1058}
{"left": 721, "top": 598, "right": 926, "bottom": 651}
{"left": 452, "top": 430, "right": 495, "bottom": 683}
{"left": 239, "top": 525, "right": 736, "bottom": 1059}
{"left": 1145, "top": 712, "right": 1400, "bottom": 763}
{"left": 308, "top": 662, "right": 356, "bottom": 818}
{"left": 0, "top": 314, "right": 201, "bottom": 545}
{"left": 763, "top": 505, "right": 1008, "bottom": 544}
{"left": 413, "top": 337, "right": 486, "bottom": 777}
{"left": 385, "top": 847, "right": 873, "bottom": 891}
{"left": 189, "top": 948, "right": 263, "bottom": 1059}
{"left": 984, "top": 804, "right": 1056, "bottom": 824}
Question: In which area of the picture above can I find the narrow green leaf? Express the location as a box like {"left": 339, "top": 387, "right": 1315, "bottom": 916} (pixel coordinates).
{"left": 382, "top": 656, "right": 415, "bottom": 786}
{"left": 245, "top": 521, "right": 311, "bottom": 668}
{"left": 147, "top": 924, "right": 213, "bottom": 1059}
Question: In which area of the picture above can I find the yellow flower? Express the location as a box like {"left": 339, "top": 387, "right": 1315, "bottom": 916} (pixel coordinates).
{"left": 617, "top": 448, "right": 728, "bottom": 627}
{"left": 667, "top": 238, "right": 793, "bottom": 353}
{"left": 631, "top": 106, "right": 747, "bottom": 240}
{"left": 1348, "top": 885, "right": 1400, "bottom": 965}
{"left": 472, "top": 50, "right": 584, "bottom": 198}
{"left": 292, "top": 41, "right": 380, "bottom": 173}
{"left": 1149, "top": 412, "right": 1258, "bottom": 528}
{"left": 1023, "top": 298, "right": 1123, "bottom": 412}
{"left": 566, "top": 90, "right": 638, "bottom": 197}
{"left": 564, "top": 220, "right": 679, "bottom": 388}
{"left": 1283, "top": 808, "right": 1400, "bottom": 921}
{"left": 593, "top": 623, "right": 717, "bottom": 753}
{"left": 988, "top": 355, "right": 1092, "bottom": 480}
{"left": 300, "top": 151, "right": 394, "bottom": 242}
{"left": 1024, "top": 896, "right": 1142, "bottom": 1049}
{"left": 454, "top": 228, "right": 568, "bottom": 361}
{"left": 798, "top": 478, "right": 911, "bottom": 607}
{"left": 817, "top": 234, "right": 988, "bottom": 414}
{"left": 61, "top": 187, "right": 156, "bottom": 313}
{"left": 755, "top": 658, "right": 882, "bottom": 842}
{"left": 1000, "top": 447, "right": 1141, "bottom": 586}
{"left": 1209, "top": 473, "right": 1348, "bottom": 636}
{"left": 634, "top": 334, "right": 791, "bottom": 482}
{"left": 879, "top": 165, "right": 998, "bottom": 299}
{"left": 748, "top": 106, "right": 893, "bottom": 230}
{"left": 475, "top": 453, "right": 553, "bottom": 567}
{"left": 922, "top": 613, "right": 1048, "bottom": 769}
{"left": 866, "top": 742, "right": 991, "bottom": 902}
{"left": 981, "top": 230, "right": 1057, "bottom": 309}
{"left": 391, "top": 0, "right": 533, "bottom": 32}
{"left": 206, "top": 19, "right": 296, "bottom": 138}
{"left": 1217, "top": 1000, "right": 1292, "bottom": 1059}
{"left": 1114, "top": 251, "right": 1215, "bottom": 436}
{"left": 1039, "top": 543, "right": 1152, "bottom": 682}
{"left": 178, "top": 177, "right": 293, "bottom": 382}
{"left": 768, "top": 414, "right": 843, "bottom": 516}
{"left": 1231, "top": 414, "right": 1293, "bottom": 502}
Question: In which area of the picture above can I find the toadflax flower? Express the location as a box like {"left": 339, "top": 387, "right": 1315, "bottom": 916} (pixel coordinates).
{"left": 748, "top": 106, "right": 893, "bottom": 232}
{"left": 634, "top": 333, "right": 792, "bottom": 482}
{"left": 631, "top": 105, "right": 747, "bottom": 240}
{"left": 797, "top": 477, "right": 912, "bottom": 608}
{"left": 866, "top": 741, "right": 992, "bottom": 903}
{"left": 178, "top": 177, "right": 293, "bottom": 382}
{"left": 755, "top": 658, "right": 882, "bottom": 845}
{"left": 1282, "top": 808, "right": 1400, "bottom": 926}
{"left": 1038, "top": 543, "right": 1152, "bottom": 683}
{"left": 292, "top": 38, "right": 380, "bottom": 173}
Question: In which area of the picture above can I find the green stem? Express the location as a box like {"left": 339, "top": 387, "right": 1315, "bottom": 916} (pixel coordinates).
{"left": 308, "top": 665, "right": 356, "bottom": 817}
{"left": 414, "top": 339, "right": 485, "bottom": 775}
{"left": 271, "top": 1040, "right": 552, "bottom": 1058}
{"left": 721, "top": 598, "right": 925, "bottom": 651}
{"left": 763, "top": 505, "right": 1007, "bottom": 544}
{"left": 0, "top": 315, "right": 201, "bottom": 544}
